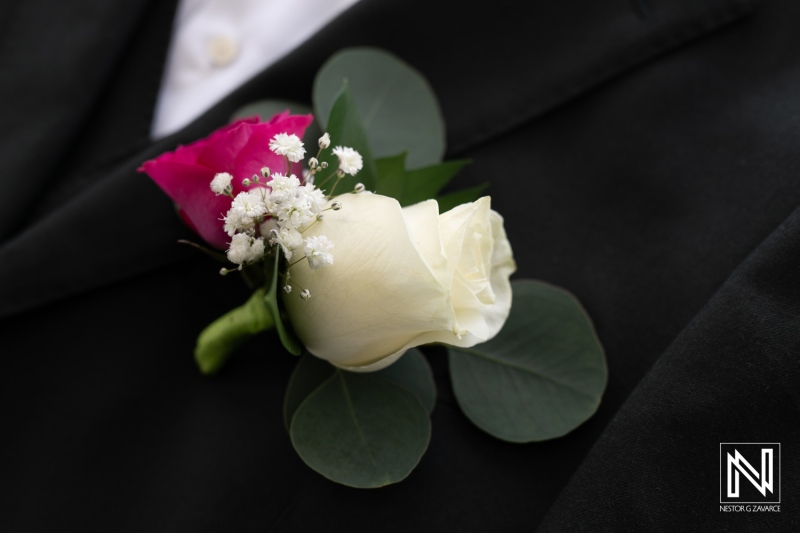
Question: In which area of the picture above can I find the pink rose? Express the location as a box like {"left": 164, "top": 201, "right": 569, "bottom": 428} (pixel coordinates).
{"left": 139, "top": 112, "right": 313, "bottom": 249}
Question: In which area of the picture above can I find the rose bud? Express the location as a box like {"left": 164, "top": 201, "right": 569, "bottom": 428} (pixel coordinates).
{"left": 138, "top": 112, "right": 312, "bottom": 249}
{"left": 283, "top": 193, "right": 516, "bottom": 372}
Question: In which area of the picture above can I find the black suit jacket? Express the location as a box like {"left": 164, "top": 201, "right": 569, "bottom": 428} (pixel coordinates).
{"left": 2, "top": 0, "right": 798, "bottom": 531}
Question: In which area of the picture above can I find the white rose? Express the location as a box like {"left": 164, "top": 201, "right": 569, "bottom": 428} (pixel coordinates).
{"left": 283, "top": 193, "right": 516, "bottom": 372}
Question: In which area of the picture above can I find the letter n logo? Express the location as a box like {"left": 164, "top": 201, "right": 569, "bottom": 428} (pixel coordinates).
{"left": 720, "top": 443, "right": 781, "bottom": 504}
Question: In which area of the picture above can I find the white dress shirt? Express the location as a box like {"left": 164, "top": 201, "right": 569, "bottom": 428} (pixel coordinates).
{"left": 151, "top": 0, "right": 360, "bottom": 138}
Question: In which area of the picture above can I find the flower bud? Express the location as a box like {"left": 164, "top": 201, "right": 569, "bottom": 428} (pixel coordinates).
{"left": 318, "top": 133, "right": 330, "bottom": 149}
{"left": 284, "top": 285, "right": 292, "bottom": 294}
{"left": 320, "top": 161, "right": 329, "bottom": 169}
{"left": 331, "top": 201, "right": 342, "bottom": 211}
{"left": 354, "top": 183, "right": 365, "bottom": 193}
{"left": 260, "top": 167, "right": 270, "bottom": 178}
{"left": 283, "top": 195, "right": 515, "bottom": 372}
{"left": 300, "top": 289, "right": 311, "bottom": 300}
{"left": 242, "top": 178, "right": 251, "bottom": 187}
{"left": 308, "top": 157, "right": 319, "bottom": 169}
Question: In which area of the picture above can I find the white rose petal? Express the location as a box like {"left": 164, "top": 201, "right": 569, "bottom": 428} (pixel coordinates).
{"left": 283, "top": 193, "right": 516, "bottom": 372}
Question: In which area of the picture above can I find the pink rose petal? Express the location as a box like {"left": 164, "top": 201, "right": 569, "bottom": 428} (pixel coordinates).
{"left": 139, "top": 113, "right": 313, "bottom": 249}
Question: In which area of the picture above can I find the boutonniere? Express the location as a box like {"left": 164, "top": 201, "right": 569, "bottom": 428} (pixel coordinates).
{"left": 140, "top": 48, "right": 607, "bottom": 488}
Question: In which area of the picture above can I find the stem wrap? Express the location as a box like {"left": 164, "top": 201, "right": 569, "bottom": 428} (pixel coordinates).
{"left": 194, "top": 288, "right": 274, "bottom": 374}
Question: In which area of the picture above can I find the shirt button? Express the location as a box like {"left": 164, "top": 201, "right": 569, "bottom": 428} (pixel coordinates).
{"left": 208, "top": 35, "right": 238, "bottom": 67}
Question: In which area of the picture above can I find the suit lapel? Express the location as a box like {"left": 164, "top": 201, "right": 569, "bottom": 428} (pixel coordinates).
{"left": 36, "top": 0, "right": 181, "bottom": 217}
{"left": 0, "top": 0, "right": 162, "bottom": 243}
{"left": 537, "top": 202, "right": 800, "bottom": 531}
{"left": 0, "top": 0, "right": 759, "bottom": 320}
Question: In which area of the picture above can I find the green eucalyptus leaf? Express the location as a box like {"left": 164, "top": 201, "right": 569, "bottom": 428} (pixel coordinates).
{"left": 284, "top": 349, "right": 436, "bottom": 430}
{"left": 436, "top": 183, "right": 489, "bottom": 213}
{"left": 374, "top": 155, "right": 471, "bottom": 207}
{"left": 283, "top": 353, "right": 336, "bottom": 431}
{"left": 194, "top": 288, "right": 273, "bottom": 375}
{"left": 264, "top": 252, "right": 302, "bottom": 356}
{"left": 373, "top": 153, "right": 407, "bottom": 201}
{"left": 448, "top": 279, "right": 607, "bottom": 442}
{"left": 317, "top": 82, "right": 377, "bottom": 195}
{"left": 402, "top": 159, "right": 471, "bottom": 207}
{"left": 313, "top": 47, "right": 445, "bottom": 169}
{"left": 290, "top": 369, "right": 430, "bottom": 488}
{"left": 374, "top": 348, "right": 437, "bottom": 414}
{"left": 229, "top": 100, "right": 322, "bottom": 155}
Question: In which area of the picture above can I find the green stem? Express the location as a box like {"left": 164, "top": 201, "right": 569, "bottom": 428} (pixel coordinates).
{"left": 194, "top": 288, "right": 274, "bottom": 374}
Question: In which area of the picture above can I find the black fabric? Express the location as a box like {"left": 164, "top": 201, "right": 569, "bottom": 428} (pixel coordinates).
{"left": 537, "top": 202, "right": 800, "bottom": 531}
{"left": 0, "top": 0, "right": 158, "bottom": 241}
{"left": 1, "top": 0, "right": 799, "bottom": 531}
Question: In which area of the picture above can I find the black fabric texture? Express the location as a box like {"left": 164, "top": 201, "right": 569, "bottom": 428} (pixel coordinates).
{"left": 1, "top": 0, "right": 799, "bottom": 531}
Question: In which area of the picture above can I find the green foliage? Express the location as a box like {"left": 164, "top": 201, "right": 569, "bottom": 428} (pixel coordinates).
{"left": 316, "top": 83, "right": 377, "bottom": 194}
{"left": 283, "top": 354, "right": 334, "bottom": 431}
{"left": 448, "top": 280, "right": 607, "bottom": 442}
{"left": 192, "top": 252, "right": 303, "bottom": 374}
{"left": 374, "top": 154, "right": 473, "bottom": 208}
{"left": 291, "top": 370, "right": 430, "bottom": 488}
{"left": 285, "top": 350, "right": 436, "bottom": 487}
{"left": 375, "top": 348, "right": 436, "bottom": 413}
{"left": 313, "top": 47, "right": 445, "bottom": 169}
{"left": 263, "top": 252, "right": 302, "bottom": 356}
{"left": 194, "top": 287, "right": 273, "bottom": 375}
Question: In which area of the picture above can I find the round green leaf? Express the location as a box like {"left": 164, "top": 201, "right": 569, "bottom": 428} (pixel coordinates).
{"left": 448, "top": 280, "right": 607, "bottom": 442}
{"left": 283, "top": 353, "right": 335, "bottom": 431}
{"left": 283, "top": 349, "right": 436, "bottom": 430}
{"left": 313, "top": 47, "right": 445, "bottom": 169}
{"left": 290, "top": 370, "right": 431, "bottom": 488}
{"left": 374, "top": 348, "right": 437, "bottom": 414}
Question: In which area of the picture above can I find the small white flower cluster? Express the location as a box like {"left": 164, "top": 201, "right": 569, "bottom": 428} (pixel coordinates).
{"left": 220, "top": 172, "right": 329, "bottom": 268}
{"left": 208, "top": 131, "right": 365, "bottom": 300}
{"left": 331, "top": 146, "right": 363, "bottom": 176}
{"left": 269, "top": 133, "right": 306, "bottom": 163}
{"left": 210, "top": 172, "right": 233, "bottom": 195}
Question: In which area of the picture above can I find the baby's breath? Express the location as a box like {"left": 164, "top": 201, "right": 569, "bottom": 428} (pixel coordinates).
{"left": 208, "top": 132, "right": 361, "bottom": 295}
{"left": 269, "top": 133, "right": 306, "bottom": 163}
